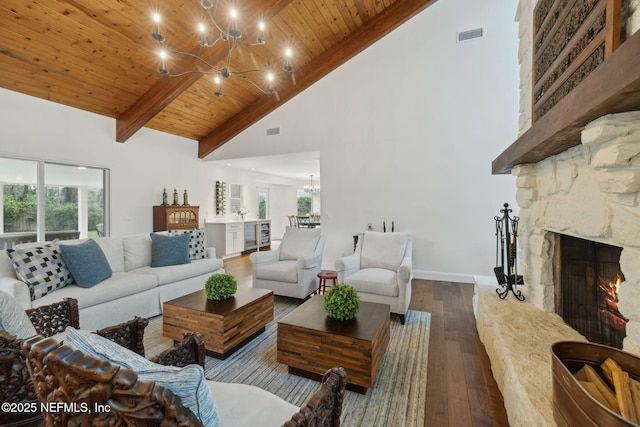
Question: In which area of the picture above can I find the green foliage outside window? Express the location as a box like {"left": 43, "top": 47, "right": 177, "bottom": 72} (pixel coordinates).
{"left": 297, "top": 195, "right": 311, "bottom": 216}
{"left": 258, "top": 198, "right": 266, "bottom": 219}
{"left": 3, "top": 184, "right": 104, "bottom": 233}
{"left": 3, "top": 185, "right": 37, "bottom": 232}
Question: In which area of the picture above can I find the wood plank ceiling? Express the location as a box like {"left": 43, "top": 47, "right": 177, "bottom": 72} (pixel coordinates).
{"left": 0, "top": 0, "right": 437, "bottom": 158}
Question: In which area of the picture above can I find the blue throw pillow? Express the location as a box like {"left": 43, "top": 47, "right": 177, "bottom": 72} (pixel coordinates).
{"left": 150, "top": 233, "right": 191, "bottom": 267}
{"left": 60, "top": 239, "right": 112, "bottom": 287}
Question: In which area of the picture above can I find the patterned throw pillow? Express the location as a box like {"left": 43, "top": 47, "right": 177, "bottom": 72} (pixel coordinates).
{"left": 168, "top": 228, "right": 207, "bottom": 260}
{"left": 6, "top": 245, "right": 73, "bottom": 301}
{"left": 64, "top": 328, "right": 220, "bottom": 427}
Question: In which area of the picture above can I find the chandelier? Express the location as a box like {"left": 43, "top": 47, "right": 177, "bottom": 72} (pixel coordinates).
{"left": 151, "top": 0, "right": 294, "bottom": 97}
{"left": 304, "top": 175, "right": 320, "bottom": 193}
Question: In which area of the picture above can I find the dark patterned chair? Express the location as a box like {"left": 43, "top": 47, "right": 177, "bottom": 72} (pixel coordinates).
{"left": 0, "top": 297, "right": 204, "bottom": 427}
{"left": 24, "top": 335, "right": 347, "bottom": 427}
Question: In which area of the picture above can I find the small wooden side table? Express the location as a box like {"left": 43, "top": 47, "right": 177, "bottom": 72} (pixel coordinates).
{"left": 317, "top": 270, "right": 337, "bottom": 294}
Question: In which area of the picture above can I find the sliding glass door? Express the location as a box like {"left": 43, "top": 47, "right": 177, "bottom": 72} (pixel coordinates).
{"left": 44, "top": 163, "right": 107, "bottom": 240}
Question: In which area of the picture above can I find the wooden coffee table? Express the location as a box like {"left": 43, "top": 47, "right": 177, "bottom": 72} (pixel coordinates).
{"left": 163, "top": 287, "right": 273, "bottom": 359}
{"left": 277, "top": 296, "right": 390, "bottom": 393}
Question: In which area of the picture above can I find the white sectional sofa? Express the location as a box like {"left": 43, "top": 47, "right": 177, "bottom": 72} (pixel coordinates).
{"left": 0, "top": 232, "right": 224, "bottom": 330}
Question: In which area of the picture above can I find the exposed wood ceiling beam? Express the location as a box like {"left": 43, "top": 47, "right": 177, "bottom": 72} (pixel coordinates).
{"left": 198, "top": 0, "right": 439, "bottom": 158}
{"left": 115, "top": 0, "right": 294, "bottom": 143}
{"left": 492, "top": 28, "right": 640, "bottom": 174}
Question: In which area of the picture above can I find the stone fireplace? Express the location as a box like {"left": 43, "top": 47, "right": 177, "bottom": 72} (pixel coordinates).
{"left": 474, "top": 113, "right": 640, "bottom": 426}
{"left": 513, "top": 111, "right": 640, "bottom": 353}
{"left": 474, "top": 0, "right": 640, "bottom": 425}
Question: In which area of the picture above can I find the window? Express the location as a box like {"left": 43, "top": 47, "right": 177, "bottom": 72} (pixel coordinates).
{"left": 44, "top": 163, "right": 107, "bottom": 239}
{"left": 0, "top": 156, "right": 109, "bottom": 249}
{"left": 257, "top": 188, "right": 268, "bottom": 219}
{"left": 1, "top": 158, "right": 38, "bottom": 240}
{"left": 297, "top": 189, "right": 311, "bottom": 216}
{"left": 229, "top": 183, "right": 242, "bottom": 215}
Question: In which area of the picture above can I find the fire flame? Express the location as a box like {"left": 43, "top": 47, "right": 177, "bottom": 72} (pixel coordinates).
{"left": 600, "top": 274, "right": 628, "bottom": 324}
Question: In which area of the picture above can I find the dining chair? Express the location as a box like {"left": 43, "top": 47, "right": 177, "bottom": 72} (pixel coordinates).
{"left": 296, "top": 216, "right": 311, "bottom": 228}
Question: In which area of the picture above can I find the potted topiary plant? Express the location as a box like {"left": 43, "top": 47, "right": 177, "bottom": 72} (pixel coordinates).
{"left": 323, "top": 283, "right": 360, "bottom": 320}
{"left": 204, "top": 273, "right": 237, "bottom": 301}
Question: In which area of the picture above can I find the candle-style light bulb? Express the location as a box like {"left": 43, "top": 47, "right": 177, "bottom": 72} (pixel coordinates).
{"left": 267, "top": 73, "right": 274, "bottom": 92}
{"left": 214, "top": 76, "right": 222, "bottom": 96}
{"left": 229, "top": 9, "right": 240, "bottom": 38}
{"left": 257, "top": 21, "right": 266, "bottom": 44}
{"left": 152, "top": 13, "right": 164, "bottom": 42}
{"left": 283, "top": 48, "right": 293, "bottom": 73}
{"left": 198, "top": 23, "right": 207, "bottom": 45}
{"left": 158, "top": 50, "right": 168, "bottom": 75}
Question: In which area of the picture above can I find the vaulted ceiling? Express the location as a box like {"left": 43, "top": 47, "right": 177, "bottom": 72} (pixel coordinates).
{"left": 0, "top": 0, "right": 437, "bottom": 158}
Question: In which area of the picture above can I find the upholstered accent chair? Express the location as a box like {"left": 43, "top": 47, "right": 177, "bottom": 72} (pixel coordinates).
{"left": 250, "top": 227, "right": 326, "bottom": 299}
{"left": 24, "top": 335, "right": 348, "bottom": 427}
{"left": 0, "top": 292, "right": 204, "bottom": 426}
{"left": 335, "top": 231, "right": 413, "bottom": 324}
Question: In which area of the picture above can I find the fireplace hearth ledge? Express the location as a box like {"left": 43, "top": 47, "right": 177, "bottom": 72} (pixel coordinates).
{"left": 473, "top": 275, "right": 586, "bottom": 427}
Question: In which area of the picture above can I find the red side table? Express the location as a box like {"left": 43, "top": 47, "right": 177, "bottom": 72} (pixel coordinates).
{"left": 317, "top": 270, "right": 338, "bottom": 295}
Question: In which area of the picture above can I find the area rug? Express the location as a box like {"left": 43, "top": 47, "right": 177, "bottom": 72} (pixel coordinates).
{"left": 144, "top": 297, "right": 430, "bottom": 427}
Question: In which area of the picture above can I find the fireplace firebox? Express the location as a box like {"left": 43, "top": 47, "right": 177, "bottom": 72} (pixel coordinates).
{"left": 555, "top": 234, "right": 627, "bottom": 349}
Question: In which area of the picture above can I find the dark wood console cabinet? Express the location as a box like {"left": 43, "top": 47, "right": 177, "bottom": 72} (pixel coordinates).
{"left": 153, "top": 206, "right": 199, "bottom": 231}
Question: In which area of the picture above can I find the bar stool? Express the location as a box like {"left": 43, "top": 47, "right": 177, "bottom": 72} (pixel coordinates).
{"left": 317, "top": 270, "right": 337, "bottom": 294}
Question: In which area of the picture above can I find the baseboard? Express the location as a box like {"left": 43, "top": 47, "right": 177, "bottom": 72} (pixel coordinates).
{"left": 413, "top": 270, "right": 475, "bottom": 283}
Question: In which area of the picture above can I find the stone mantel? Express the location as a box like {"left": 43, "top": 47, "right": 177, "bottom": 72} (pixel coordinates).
{"left": 492, "top": 28, "right": 640, "bottom": 175}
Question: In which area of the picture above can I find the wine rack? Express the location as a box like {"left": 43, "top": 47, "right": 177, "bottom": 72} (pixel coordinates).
{"left": 215, "top": 180, "right": 227, "bottom": 216}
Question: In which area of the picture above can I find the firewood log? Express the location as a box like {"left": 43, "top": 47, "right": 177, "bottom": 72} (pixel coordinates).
{"left": 631, "top": 379, "right": 640, "bottom": 423}
{"left": 602, "top": 357, "right": 623, "bottom": 387}
{"left": 575, "top": 365, "right": 619, "bottom": 413}
{"left": 612, "top": 370, "right": 639, "bottom": 423}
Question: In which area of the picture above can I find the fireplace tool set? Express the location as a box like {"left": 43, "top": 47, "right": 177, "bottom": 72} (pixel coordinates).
{"left": 494, "top": 203, "right": 525, "bottom": 301}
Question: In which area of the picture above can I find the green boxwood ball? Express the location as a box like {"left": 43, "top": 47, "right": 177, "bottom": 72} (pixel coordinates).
{"left": 204, "top": 273, "right": 237, "bottom": 301}
{"left": 323, "top": 283, "right": 360, "bottom": 320}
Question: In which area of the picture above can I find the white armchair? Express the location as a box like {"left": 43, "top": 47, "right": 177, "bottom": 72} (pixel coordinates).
{"left": 335, "top": 231, "right": 413, "bottom": 324}
{"left": 250, "top": 227, "right": 326, "bottom": 299}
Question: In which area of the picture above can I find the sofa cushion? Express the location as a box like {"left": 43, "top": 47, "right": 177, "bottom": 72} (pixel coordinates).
{"left": 133, "top": 257, "right": 223, "bottom": 286}
{"left": 94, "top": 237, "right": 125, "bottom": 273}
{"left": 6, "top": 244, "right": 73, "bottom": 300}
{"left": 0, "top": 290, "right": 37, "bottom": 338}
{"left": 60, "top": 239, "right": 113, "bottom": 288}
{"left": 209, "top": 381, "right": 298, "bottom": 427}
{"left": 360, "top": 231, "right": 409, "bottom": 271}
{"left": 168, "top": 228, "right": 207, "bottom": 260}
{"left": 123, "top": 234, "right": 152, "bottom": 271}
{"left": 345, "top": 268, "right": 399, "bottom": 297}
{"left": 64, "top": 328, "right": 220, "bottom": 427}
{"left": 279, "top": 227, "right": 321, "bottom": 261}
{"left": 30, "top": 272, "right": 158, "bottom": 310}
{"left": 255, "top": 260, "right": 298, "bottom": 283}
{"left": 150, "top": 233, "right": 190, "bottom": 267}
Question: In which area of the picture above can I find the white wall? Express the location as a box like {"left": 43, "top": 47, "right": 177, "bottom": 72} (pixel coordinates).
{"left": 207, "top": 0, "right": 521, "bottom": 280}
{"left": 0, "top": 88, "right": 210, "bottom": 237}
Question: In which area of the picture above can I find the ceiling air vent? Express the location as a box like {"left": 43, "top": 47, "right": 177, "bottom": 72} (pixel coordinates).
{"left": 457, "top": 27, "right": 484, "bottom": 43}
{"left": 266, "top": 127, "right": 280, "bottom": 136}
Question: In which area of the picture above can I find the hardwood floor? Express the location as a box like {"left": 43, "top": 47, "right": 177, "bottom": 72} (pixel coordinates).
{"left": 224, "top": 254, "right": 510, "bottom": 427}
